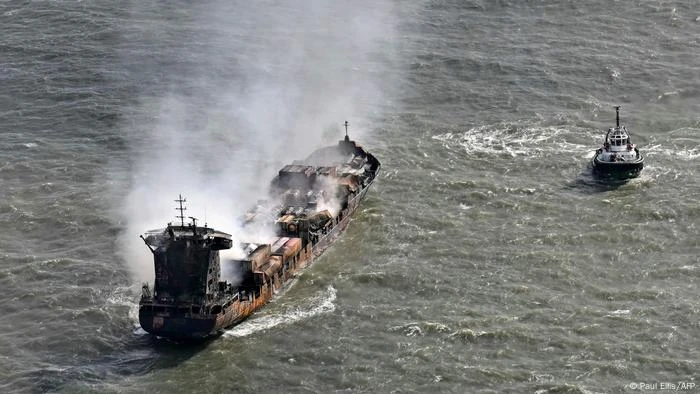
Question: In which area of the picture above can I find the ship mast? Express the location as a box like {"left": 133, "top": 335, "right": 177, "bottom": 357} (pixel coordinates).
{"left": 344, "top": 120, "right": 350, "bottom": 142}
{"left": 175, "top": 194, "right": 187, "bottom": 227}
{"left": 615, "top": 105, "right": 621, "bottom": 128}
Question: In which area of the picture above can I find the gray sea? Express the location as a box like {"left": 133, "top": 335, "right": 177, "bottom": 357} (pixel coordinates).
{"left": 1, "top": 1, "right": 699, "bottom": 393}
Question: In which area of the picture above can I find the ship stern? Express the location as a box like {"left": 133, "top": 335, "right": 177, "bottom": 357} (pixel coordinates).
{"left": 139, "top": 305, "right": 218, "bottom": 340}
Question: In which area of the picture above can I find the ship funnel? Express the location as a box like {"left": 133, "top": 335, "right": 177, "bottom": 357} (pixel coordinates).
{"left": 614, "top": 105, "right": 621, "bottom": 128}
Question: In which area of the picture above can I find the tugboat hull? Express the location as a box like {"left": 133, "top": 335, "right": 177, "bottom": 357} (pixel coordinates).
{"left": 592, "top": 150, "right": 644, "bottom": 179}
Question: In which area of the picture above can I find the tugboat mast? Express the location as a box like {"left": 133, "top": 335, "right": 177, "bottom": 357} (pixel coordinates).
{"left": 175, "top": 194, "right": 187, "bottom": 227}
{"left": 615, "top": 105, "right": 621, "bottom": 128}
{"left": 344, "top": 120, "right": 350, "bottom": 142}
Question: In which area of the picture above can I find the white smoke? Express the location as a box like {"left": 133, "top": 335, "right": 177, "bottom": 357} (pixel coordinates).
{"left": 314, "top": 175, "right": 343, "bottom": 218}
{"left": 116, "top": 0, "right": 398, "bottom": 284}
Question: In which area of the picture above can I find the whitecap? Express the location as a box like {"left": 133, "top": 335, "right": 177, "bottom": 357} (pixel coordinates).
{"left": 605, "top": 309, "right": 630, "bottom": 317}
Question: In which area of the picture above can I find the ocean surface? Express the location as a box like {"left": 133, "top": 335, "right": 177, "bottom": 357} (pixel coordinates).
{"left": 2, "top": 1, "right": 700, "bottom": 393}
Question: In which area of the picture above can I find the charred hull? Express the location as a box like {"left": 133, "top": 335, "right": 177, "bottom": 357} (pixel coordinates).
{"left": 138, "top": 135, "right": 379, "bottom": 340}
{"left": 138, "top": 291, "right": 267, "bottom": 339}
{"left": 138, "top": 308, "right": 217, "bottom": 340}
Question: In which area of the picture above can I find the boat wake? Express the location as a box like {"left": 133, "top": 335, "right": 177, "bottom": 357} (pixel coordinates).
{"left": 105, "top": 285, "right": 140, "bottom": 318}
{"left": 644, "top": 143, "right": 700, "bottom": 161}
{"left": 223, "top": 285, "right": 337, "bottom": 338}
{"left": 103, "top": 285, "right": 148, "bottom": 336}
{"left": 638, "top": 127, "right": 700, "bottom": 161}
{"left": 432, "top": 122, "right": 592, "bottom": 159}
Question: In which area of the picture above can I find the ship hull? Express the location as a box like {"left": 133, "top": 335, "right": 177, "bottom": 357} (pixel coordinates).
{"left": 138, "top": 308, "right": 218, "bottom": 340}
{"left": 139, "top": 168, "right": 379, "bottom": 340}
{"left": 139, "top": 290, "right": 270, "bottom": 340}
{"left": 592, "top": 151, "right": 644, "bottom": 180}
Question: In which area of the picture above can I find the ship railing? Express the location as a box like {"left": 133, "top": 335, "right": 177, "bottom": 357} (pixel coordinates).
{"left": 220, "top": 293, "right": 240, "bottom": 309}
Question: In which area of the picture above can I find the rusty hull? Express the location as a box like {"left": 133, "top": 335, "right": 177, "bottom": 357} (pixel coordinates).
{"left": 139, "top": 136, "right": 380, "bottom": 340}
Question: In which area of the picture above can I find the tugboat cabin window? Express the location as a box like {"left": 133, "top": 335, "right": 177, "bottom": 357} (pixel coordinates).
{"left": 610, "top": 136, "right": 627, "bottom": 146}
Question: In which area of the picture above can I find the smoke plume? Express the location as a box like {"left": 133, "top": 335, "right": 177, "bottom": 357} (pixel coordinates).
{"left": 116, "top": 0, "right": 398, "bottom": 284}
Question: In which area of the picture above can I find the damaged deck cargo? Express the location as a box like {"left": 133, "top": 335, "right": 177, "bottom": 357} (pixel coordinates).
{"left": 138, "top": 126, "right": 380, "bottom": 340}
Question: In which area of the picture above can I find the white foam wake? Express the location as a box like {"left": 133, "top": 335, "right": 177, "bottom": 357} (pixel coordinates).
{"left": 223, "top": 285, "right": 337, "bottom": 338}
{"left": 432, "top": 123, "right": 591, "bottom": 158}
{"left": 104, "top": 285, "right": 145, "bottom": 334}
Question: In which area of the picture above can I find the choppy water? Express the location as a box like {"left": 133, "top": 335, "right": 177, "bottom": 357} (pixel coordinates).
{"left": 2, "top": 1, "right": 700, "bottom": 393}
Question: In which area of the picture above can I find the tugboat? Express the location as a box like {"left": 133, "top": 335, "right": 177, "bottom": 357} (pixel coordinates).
{"left": 591, "top": 106, "right": 644, "bottom": 179}
{"left": 138, "top": 122, "right": 380, "bottom": 340}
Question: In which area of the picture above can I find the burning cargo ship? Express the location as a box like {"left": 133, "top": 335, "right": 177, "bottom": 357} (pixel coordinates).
{"left": 138, "top": 123, "right": 380, "bottom": 339}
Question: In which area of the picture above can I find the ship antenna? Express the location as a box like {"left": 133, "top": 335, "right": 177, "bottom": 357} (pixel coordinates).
{"left": 344, "top": 120, "right": 350, "bottom": 142}
{"left": 188, "top": 216, "right": 198, "bottom": 234}
{"left": 175, "top": 194, "right": 187, "bottom": 227}
{"left": 614, "top": 105, "right": 621, "bottom": 128}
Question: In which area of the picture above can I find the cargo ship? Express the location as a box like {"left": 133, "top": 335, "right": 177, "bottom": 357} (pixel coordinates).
{"left": 591, "top": 106, "right": 644, "bottom": 179}
{"left": 138, "top": 123, "right": 380, "bottom": 340}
